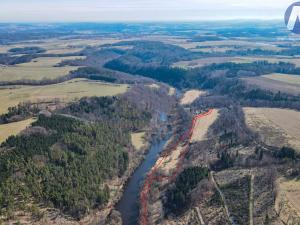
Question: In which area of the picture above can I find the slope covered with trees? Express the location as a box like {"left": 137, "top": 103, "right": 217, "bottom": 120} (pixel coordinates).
{"left": 0, "top": 97, "right": 151, "bottom": 220}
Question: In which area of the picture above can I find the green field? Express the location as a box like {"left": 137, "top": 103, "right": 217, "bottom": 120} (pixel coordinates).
{"left": 0, "top": 56, "right": 85, "bottom": 82}
{"left": 0, "top": 78, "right": 129, "bottom": 114}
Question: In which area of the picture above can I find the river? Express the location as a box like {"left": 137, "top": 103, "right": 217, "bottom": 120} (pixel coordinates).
{"left": 116, "top": 113, "right": 169, "bottom": 225}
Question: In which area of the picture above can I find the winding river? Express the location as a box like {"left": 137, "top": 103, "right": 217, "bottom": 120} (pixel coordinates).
{"left": 116, "top": 113, "right": 169, "bottom": 225}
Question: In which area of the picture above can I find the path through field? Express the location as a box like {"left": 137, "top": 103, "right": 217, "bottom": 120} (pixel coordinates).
{"left": 210, "top": 172, "right": 234, "bottom": 225}
{"left": 249, "top": 174, "right": 254, "bottom": 225}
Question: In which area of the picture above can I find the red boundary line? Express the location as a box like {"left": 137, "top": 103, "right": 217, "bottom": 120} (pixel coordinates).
{"left": 139, "top": 109, "right": 214, "bottom": 225}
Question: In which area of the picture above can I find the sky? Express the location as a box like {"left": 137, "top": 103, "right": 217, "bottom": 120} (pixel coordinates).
{"left": 0, "top": 0, "right": 296, "bottom": 22}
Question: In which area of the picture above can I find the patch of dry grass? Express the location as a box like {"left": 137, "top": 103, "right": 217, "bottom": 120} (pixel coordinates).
{"left": 242, "top": 76, "right": 300, "bottom": 95}
{"left": 190, "top": 109, "right": 219, "bottom": 142}
{"left": 276, "top": 178, "right": 300, "bottom": 223}
{"left": 243, "top": 107, "right": 300, "bottom": 152}
{"left": 131, "top": 132, "right": 146, "bottom": 150}
{"left": 262, "top": 73, "right": 300, "bottom": 85}
{"left": 180, "top": 89, "right": 206, "bottom": 105}
{"left": 0, "top": 118, "right": 36, "bottom": 144}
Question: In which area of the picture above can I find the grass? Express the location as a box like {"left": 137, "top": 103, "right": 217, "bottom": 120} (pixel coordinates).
{"left": 0, "top": 78, "right": 129, "bottom": 114}
{"left": 0, "top": 37, "right": 123, "bottom": 54}
{"left": 0, "top": 56, "right": 85, "bottom": 82}
{"left": 131, "top": 132, "right": 146, "bottom": 150}
{"left": 276, "top": 178, "right": 300, "bottom": 222}
{"left": 0, "top": 118, "right": 36, "bottom": 144}
{"left": 195, "top": 40, "right": 282, "bottom": 51}
{"left": 190, "top": 109, "right": 219, "bottom": 142}
{"left": 262, "top": 73, "right": 300, "bottom": 85}
{"left": 180, "top": 89, "right": 206, "bottom": 105}
{"left": 242, "top": 76, "right": 300, "bottom": 96}
{"left": 19, "top": 56, "right": 85, "bottom": 67}
{"left": 172, "top": 57, "right": 254, "bottom": 69}
{"left": 243, "top": 107, "right": 300, "bottom": 152}
{"left": 240, "top": 57, "right": 300, "bottom": 67}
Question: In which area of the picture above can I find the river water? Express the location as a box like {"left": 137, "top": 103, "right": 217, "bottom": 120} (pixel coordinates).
{"left": 116, "top": 113, "right": 169, "bottom": 225}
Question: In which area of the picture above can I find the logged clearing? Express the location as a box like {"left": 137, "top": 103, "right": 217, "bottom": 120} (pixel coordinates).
{"left": 262, "top": 73, "right": 300, "bottom": 85}
{"left": 243, "top": 107, "right": 300, "bottom": 151}
{"left": 0, "top": 79, "right": 128, "bottom": 114}
{"left": 276, "top": 178, "right": 300, "bottom": 221}
{"left": 190, "top": 109, "right": 219, "bottom": 142}
{"left": 131, "top": 132, "right": 146, "bottom": 151}
{"left": 0, "top": 118, "right": 36, "bottom": 144}
{"left": 180, "top": 89, "right": 206, "bottom": 105}
{"left": 0, "top": 56, "right": 84, "bottom": 82}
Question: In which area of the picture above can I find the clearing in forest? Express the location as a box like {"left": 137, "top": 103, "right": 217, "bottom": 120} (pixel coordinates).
{"left": 180, "top": 89, "right": 206, "bottom": 105}
{"left": 0, "top": 118, "right": 36, "bottom": 144}
{"left": 131, "top": 132, "right": 146, "bottom": 151}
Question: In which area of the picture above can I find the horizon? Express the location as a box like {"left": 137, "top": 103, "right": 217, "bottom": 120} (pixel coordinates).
{"left": 0, "top": 19, "right": 286, "bottom": 25}
{"left": 0, "top": 0, "right": 295, "bottom": 23}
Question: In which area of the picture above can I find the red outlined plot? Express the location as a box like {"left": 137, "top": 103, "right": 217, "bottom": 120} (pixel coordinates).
{"left": 140, "top": 109, "right": 214, "bottom": 225}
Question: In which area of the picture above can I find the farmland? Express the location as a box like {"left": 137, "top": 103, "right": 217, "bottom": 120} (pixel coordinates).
{"left": 0, "top": 37, "right": 126, "bottom": 54}
{"left": 0, "top": 78, "right": 129, "bottom": 114}
{"left": 173, "top": 57, "right": 244, "bottom": 69}
{"left": 242, "top": 76, "right": 300, "bottom": 95}
{"left": 0, "top": 56, "right": 85, "bottom": 81}
{"left": 243, "top": 107, "right": 300, "bottom": 152}
{"left": 262, "top": 73, "right": 300, "bottom": 85}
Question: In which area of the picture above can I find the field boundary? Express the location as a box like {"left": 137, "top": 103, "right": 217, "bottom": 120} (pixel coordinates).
{"left": 140, "top": 109, "right": 214, "bottom": 225}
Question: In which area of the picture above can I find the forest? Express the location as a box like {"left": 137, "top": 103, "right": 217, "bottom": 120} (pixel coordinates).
{"left": 106, "top": 58, "right": 300, "bottom": 110}
{"left": 0, "top": 97, "right": 151, "bottom": 220}
{"left": 164, "top": 167, "right": 209, "bottom": 215}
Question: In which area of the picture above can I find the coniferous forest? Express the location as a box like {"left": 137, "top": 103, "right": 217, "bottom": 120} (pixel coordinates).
{"left": 0, "top": 97, "right": 151, "bottom": 219}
